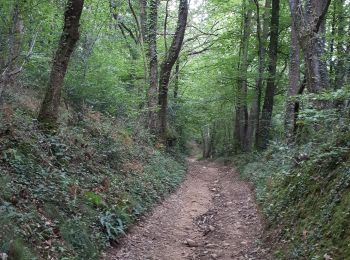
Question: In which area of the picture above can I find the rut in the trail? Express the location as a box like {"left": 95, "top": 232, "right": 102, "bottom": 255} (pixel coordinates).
{"left": 104, "top": 159, "right": 270, "bottom": 260}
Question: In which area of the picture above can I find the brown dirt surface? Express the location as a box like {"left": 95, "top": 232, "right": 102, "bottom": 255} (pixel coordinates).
{"left": 104, "top": 158, "right": 270, "bottom": 260}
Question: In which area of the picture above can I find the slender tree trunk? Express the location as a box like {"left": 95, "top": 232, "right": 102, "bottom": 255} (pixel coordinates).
{"left": 202, "top": 124, "right": 211, "bottom": 158}
{"left": 256, "top": 0, "right": 280, "bottom": 150}
{"left": 334, "top": 0, "right": 346, "bottom": 90}
{"left": 164, "top": 0, "right": 170, "bottom": 53}
{"left": 139, "top": 0, "right": 147, "bottom": 43}
{"left": 234, "top": 0, "right": 252, "bottom": 152}
{"left": 210, "top": 122, "right": 216, "bottom": 157}
{"left": 147, "top": 0, "right": 159, "bottom": 133}
{"left": 285, "top": 0, "right": 300, "bottom": 143}
{"left": 0, "top": 0, "right": 23, "bottom": 102}
{"left": 139, "top": 0, "right": 149, "bottom": 88}
{"left": 329, "top": 3, "right": 336, "bottom": 82}
{"left": 158, "top": 0, "right": 188, "bottom": 140}
{"left": 254, "top": 0, "right": 271, "bottom": 148}
{"left": 38, "top": 0, "right": 84, "bottom": 127}
{"left": 8, "top": 0, "right": 23, "bottom": 77}
{"left": 294, "top": 78, "right": 306, "bottom": 137}
{"left": 345, "top": 25, "right": 350, "bottom": 88}
{"left": 247, "top": 0, "right": 270, "bottom": 150}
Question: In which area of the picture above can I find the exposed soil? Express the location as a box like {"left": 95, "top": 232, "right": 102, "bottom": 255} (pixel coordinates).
{"left": 104, "top": 159, "right": 270, "bottom": 260}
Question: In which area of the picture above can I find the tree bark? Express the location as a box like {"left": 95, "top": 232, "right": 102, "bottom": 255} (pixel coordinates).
{"left": 158, "top": 0, "right": 188, "bottom": 140}
{"left": 0, "top": 0, "right": 23, "bottom": 102}
{"left": 246, "top": 0, "right": 271, "bottom": 151}
{"left": 334, "top": 0, "right": 346, "bottom": 91}
{"left": 174, "top": 59, "right": 180, "bottom": 100}
{"left": 234, "top": 0, "right": 252, "bottom": 152}
{"left": 147, "top": 0, "right": 159, "bottom": 133}
{"left": 256, "top": 0, "right": 280, "bottom": 150}
{"left": 345, "top": 25, "right": 350, "bottom": 89}
{"left": 139, "top": 0, "right": 147, "bottom": 43}
{"left": 38, "top": 0, "right": 84, "bottom": 127}
{"left": 329, "top": 3, "right": 336, "bottom": 82}
{"left": 294, "top": 78, "right": 306, "bottom": 137}
{"left": 8, "top": 0, "right": 23, "bottom": 77}
{"left": 295, "top": 0, "right": 331, "bottom": 93}
{"left": 164, "top": 0, "right": 170, "bottom": 53}
{"left": 202, "top": 125, "right": 211, "bottom": 158}
{"left": 285, "top": 0, "right": 300, "bottom": 143}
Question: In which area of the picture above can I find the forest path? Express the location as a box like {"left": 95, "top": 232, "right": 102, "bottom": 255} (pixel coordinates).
{"left": 104, "top": 159, "right": 269, "bottom": 260}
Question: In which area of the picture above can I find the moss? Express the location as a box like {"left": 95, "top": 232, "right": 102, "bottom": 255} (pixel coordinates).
{"left": 236, "top": 141, "right": 350, "bottom": 259}
{"left": 275, "top": 161, "right": 350, "bottom": 258}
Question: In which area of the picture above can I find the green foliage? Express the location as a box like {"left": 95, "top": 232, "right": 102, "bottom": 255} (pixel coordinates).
{"left": 1, "top": 0, "right": 349, "bottom": 259}
{"left": 0, "top": 100, "right": 186, "bottom": 259}
{"left": 100, "top": 211, "right": 126, "bottom": 240}
{"left": 60, "top": 220, "right": 99, "bottom": 260}
{"left": 85, "top": 192, "right": 105, "bottom": 208}
{"left": 235, "top": 121, "right": 350, "bottom": 259}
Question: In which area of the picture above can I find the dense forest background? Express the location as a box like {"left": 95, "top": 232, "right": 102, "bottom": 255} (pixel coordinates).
{"left": 0, "top": 0, "right": 350, "bottom": 259}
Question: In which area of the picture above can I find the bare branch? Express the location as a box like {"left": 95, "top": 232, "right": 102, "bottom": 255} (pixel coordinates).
{"left": 187, "top": 42, "right": 215, "bottom": 56}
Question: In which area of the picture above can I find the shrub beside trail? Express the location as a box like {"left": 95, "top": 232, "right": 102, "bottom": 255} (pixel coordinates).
{"left": 0, "top": 100, "right": 186, "bottom": 259}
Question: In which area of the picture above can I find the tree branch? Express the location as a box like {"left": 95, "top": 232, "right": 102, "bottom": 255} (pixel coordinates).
{"left": 128, "top": 0, "right": 141, "bottom": 42}
{"left": 315, "top": 0, "right": 331, "bottom": 32}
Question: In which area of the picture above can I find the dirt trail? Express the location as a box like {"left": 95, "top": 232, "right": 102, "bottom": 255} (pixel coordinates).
{"left": 105, "top": 159, "right": 269, "bottom": 260}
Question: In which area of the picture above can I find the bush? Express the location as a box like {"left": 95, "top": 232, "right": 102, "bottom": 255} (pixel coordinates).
{"left": 0, "top": 100, "right": 186, "bottom": 259}
{"left": 235, "top": 131, "right": 350, "bottom": 259}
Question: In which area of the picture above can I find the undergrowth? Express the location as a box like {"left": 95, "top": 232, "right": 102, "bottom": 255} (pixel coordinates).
{"left": 234, "top": 116, "right": 350, "bottom": 259}
{"left": 0, "top": 90, "right": 186, "bottom": 259}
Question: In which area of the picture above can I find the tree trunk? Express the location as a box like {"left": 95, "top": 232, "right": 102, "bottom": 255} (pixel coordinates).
{"left": 8, "top": 0, "right": 23, "bottom": 77}
{"left": 139, "top": 0, "right": 149, "bottom": 95}
{"left": 38, "top": 0, "right": 84, "bottom": 127}
{"left": 345, "top": 25, "right": 350, "bottom": 89}
{"left": 295, "top": 0, "right": 331, "bottom": 94}
{"left": 285, "top": 0, "right": 300, "bottom": 143}
{"left": 234, "top": 0, "right": 252, "bottom": 152}
{"left": 246, "top": 0, "right": 271, "bottom": 150}
{"left": 139, "top": 0, "right": 147, "bottom": 43}
{"left": 202, "top": 124, "right": 211, "bottom": 158}
{"left": 0, "top": 0, "right": 23, "bottom": 102}
{"left": 328, "top": 3, "right": 336, "bottom": 82}
{"left": 256, "top": 0, "right": 280, "bottom": 150}
{"left": 158, "top": 0, "right": 188, "bottom": 140}
{"left": 147, "top": 0, "right": 159, "bottom": 133}
{"left": 334, "top": 0, "right": 346, "bottom": 91}
{"left": 294, "top": 78, "right": 306, "bottom": 137}
{"left": 174, "top": 59, "right": 180, "bottom": 100}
